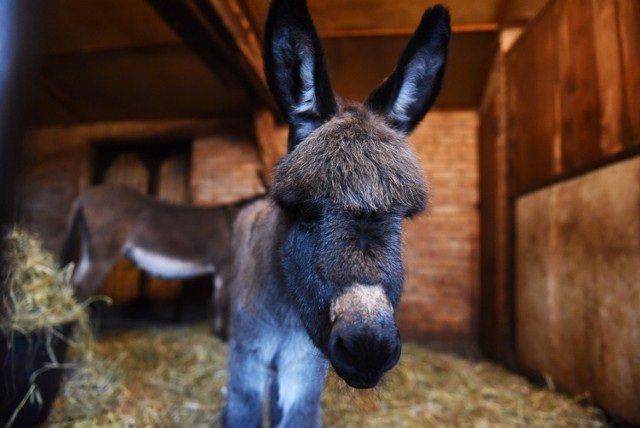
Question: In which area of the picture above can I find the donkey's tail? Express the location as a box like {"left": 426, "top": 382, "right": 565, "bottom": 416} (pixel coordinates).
{"left": 59, "top": 196, "right": 84, "bottom": 267}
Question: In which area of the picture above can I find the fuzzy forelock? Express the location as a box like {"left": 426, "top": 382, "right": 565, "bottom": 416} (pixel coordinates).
{"left": 272, "top": 106, "right": 427, "bottom": 215}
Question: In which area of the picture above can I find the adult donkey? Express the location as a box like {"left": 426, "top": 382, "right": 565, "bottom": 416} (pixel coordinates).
{"left": 60, "top": 184, "right": 247, "bottom": 337}
{"left": 223, "top": 0, "right": 450, "bottom": 426}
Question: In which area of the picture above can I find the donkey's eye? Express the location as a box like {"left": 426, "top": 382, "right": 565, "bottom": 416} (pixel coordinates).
{"left": 298, "top": 216, "right": 317, "bottom": 231}
{"left": 297, "top": 208, "right": 320, "bottom": 230}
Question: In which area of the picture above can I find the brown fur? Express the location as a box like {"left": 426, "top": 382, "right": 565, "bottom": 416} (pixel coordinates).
{"left": 272, "top": 106, "right": 427, "bottom": 215}
{"left": 61, "top": 184, "right": 247, "bottom": 337}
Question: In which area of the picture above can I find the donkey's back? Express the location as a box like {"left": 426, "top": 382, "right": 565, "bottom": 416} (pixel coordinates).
{"left": 63, "top": 184, "right": 239, "bottom": 300}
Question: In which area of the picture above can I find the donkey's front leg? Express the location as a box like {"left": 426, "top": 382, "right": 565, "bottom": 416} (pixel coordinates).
{"left": 272, "top": 334, "right": 329, "bottom": 428}
{"left": 223, "top": 337, "right": 272, "bottom": 428}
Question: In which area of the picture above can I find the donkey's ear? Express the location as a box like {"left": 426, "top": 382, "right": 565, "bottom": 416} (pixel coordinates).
{"left": 264, "top": 0, "right": 337, "bottom": 151}
{"left": 365, "top": 5, "right": 450, "bottom": 134}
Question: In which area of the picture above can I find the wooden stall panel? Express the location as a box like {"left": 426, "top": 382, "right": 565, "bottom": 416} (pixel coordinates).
{"left": 506, "top": 2, "right": 559, "bottom": 195}
{"left": 516, "top": 157, "right": 640, "bottom": 424}
{"left": 506, "top": 0, "right": 640, "bottom": 195}
{"left": 556, "top": 0, "right": 602, "bottom": 170}
{"left": 617, "top": 0, "right": 640, "bottom": 147}
{"left": 590, "top": 0, "right": 625, "bottom": 155}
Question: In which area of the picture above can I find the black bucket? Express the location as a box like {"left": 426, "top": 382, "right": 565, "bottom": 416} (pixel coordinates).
{"left": 0, "top": 323, "right": 72, "bottom": 427}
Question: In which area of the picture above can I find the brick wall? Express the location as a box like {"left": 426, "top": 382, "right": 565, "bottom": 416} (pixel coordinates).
{"left": 399, "top": 110, "right": 480, "bottom": 353}
{"left": 191, "top": 134, "right": 266, "bottom": 206}
{"left": 18, "top": 118, "right": 255, "bottom": 253}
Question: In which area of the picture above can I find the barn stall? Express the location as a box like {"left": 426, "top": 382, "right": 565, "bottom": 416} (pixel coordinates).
{"left": 1, "top": 0, "right": 638, "bottom": 426}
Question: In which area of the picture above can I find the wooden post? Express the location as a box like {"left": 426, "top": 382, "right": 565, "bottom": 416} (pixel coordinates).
{"left": 253, "top": 109, "right": 288, "bottom": 184}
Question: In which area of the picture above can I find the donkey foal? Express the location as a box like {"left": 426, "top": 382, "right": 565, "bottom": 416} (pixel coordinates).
{"left": 223, "top": 0, "right": 450, "bottom": 426}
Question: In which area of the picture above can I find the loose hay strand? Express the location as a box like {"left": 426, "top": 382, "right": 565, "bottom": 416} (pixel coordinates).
{"left": 1, "top": 228, "right": 99, "bottom": 427}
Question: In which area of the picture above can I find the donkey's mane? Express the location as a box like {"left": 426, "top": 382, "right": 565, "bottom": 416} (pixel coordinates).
{"left": 272, "top": 106, "right": 427, "bottom": 215}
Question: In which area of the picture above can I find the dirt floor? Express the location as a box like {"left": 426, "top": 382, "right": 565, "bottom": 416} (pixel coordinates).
{"left": 48, "top": 323, "right": 608, "bottom": 427}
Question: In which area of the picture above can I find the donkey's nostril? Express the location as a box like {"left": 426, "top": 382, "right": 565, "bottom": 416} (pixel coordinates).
{"left": 381, "top": 340, "right": 402, "bottom": 372}
{"left": 328, "top": 322, "right": 402, "bottom": 378}
{"left": 328, "top": 331, "right": 358, "bottom": 374}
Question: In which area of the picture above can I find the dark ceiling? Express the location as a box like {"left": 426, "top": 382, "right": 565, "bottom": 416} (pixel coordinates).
{"left": 28, "top": 0, "right": 547, "bottom": 127}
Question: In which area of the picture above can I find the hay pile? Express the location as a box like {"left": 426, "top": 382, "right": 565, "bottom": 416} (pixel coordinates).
{"left": 1, "top": 228, "right": 89, "bottom": 336}
{"left": 1, "top": 228, "right": 97, "bottom": 427}
{"left": 49, "top": 324, "right": 608, "bottom": 427}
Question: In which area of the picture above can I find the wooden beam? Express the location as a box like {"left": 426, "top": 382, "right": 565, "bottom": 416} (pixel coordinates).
{"left": 198, "top": 0, "right": 264, "bottom": 90}
{"left": 319, "top": 23, "right": 499, "bottom": 39}
{"left": 496, "top": 0, "right": 512, "bottom": 29}
{"left": 191, "top": 0, "right": 273, "bottom": 109}
{"left": 146, "top": 0, "right": 275, "bottom": 110}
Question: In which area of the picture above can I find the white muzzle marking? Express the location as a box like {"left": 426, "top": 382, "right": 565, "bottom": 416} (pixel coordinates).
{"left": 330, "top": 284, "right": 393, "bottom": 324}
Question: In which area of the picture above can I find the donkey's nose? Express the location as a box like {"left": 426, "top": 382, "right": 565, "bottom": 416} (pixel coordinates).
{"left": 328, "top": 320, "right": 401, "bottom": 389}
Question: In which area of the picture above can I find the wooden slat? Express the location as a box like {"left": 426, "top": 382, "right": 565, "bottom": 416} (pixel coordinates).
{"left": 617, "top": 0, "right": 640, "bottom": 147}
{"left": 319, "top": 23, "right": 499, "bottom": 38}
{"left": 506, "top": 2, "right": 559, "bottom": 195}
{"left": 478, "top": 53, "right": 514, "bottom": 364}
{"left": 478, "top": 95, "right": 501, "bottom": 358}
{"left": 201, "top": 0, "right": 264, "bottom": 85}
{"left": 556, "top": 0, "right": 603, "bottom": 171}
{"left": 591, "top": 0, "right": 625, "bottom": 155}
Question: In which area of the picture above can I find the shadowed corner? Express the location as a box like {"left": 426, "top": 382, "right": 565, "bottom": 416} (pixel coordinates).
{"left": 0, "top": 1, "right": 45, "bottom": 233}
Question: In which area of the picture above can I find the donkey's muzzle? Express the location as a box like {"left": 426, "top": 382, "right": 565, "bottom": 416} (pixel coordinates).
{"left": 327, "top": 320, "right": 401, "bottom": 389}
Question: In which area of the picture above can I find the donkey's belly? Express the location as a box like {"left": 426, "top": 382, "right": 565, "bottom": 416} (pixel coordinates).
{"left": 126, "top": 246, "right": 214, "bottom": 279}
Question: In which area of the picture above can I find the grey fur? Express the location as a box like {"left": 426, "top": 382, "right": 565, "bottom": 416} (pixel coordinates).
{"left": 223, "top": 1, "right": 450, "bottom": 426}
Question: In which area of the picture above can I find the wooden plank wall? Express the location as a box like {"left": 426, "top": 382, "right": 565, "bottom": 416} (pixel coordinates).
{"left": 516, "top": 158, "right": 640, "bottom": 424}
{"left": 506, "top": 0, "right": 640, "bottom": 196}
{"left": 480, "top": 0, "right": 640, "bottom": 423}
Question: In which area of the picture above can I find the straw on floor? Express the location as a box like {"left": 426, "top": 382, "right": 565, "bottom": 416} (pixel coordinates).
{"left": 49, "top": 323, "right": 607, "bottom": 427}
